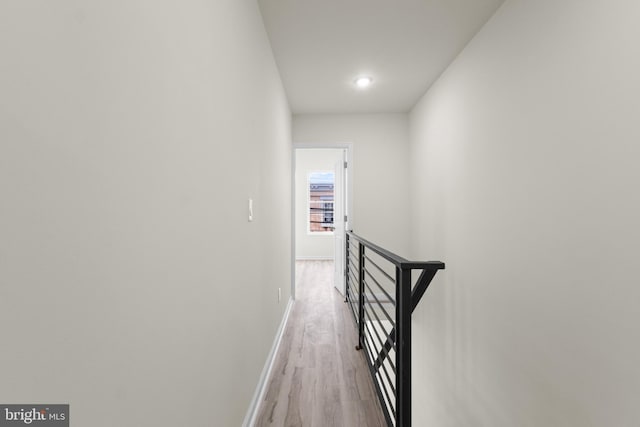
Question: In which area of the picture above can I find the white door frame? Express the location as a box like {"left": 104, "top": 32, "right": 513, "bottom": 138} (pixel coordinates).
{"left": 291, "top": 142, "right": 354, "bottom": 300}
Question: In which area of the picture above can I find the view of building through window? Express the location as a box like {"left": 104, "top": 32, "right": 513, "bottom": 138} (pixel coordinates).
{"left": 308, "top": 171, "right": 335, "bottom": 233}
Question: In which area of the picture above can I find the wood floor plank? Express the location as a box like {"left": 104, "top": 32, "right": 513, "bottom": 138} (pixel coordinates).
{"left": 254, "top": 260, "right": 387, "bottom": 427}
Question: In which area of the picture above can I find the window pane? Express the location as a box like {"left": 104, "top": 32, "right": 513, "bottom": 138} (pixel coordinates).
{"left": 309, "top": 171, "right": 334, "bottom": 233}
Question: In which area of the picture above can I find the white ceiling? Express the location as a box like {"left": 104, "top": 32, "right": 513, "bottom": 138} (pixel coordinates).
{"left": 258, "top": 0, "right": 505, "bottom": 114}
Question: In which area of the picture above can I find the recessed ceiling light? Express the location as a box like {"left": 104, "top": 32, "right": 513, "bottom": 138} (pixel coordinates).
{"left": 354, "top": 76, "right": 373, "bottom": 89}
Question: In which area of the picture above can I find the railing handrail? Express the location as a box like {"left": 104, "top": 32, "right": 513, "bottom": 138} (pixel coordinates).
{"left": 347, "top": 231, "right": 445, "bottom": 270}
{"left": 345, "top": 231, "right": 445, "bottom": 427}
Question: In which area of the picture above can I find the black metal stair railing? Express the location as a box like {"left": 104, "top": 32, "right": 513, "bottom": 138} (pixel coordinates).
{"left": 345, "top": 231, "right": 445, "bottom": 427}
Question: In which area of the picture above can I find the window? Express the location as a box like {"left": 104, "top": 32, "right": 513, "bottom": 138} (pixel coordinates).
{"left": 308, "top": 171, "right": 335, "bottom": 233}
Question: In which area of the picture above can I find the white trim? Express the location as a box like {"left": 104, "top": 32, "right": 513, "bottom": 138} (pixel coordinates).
{"left": 242, "top": 297, "right": 294, "bottom": 427}
{"left": 296, "top": 256, "right": 334, "bottom": 261}
{"left": 291, "top": 148, "right": 296, "bottom": 301}
{"left": 293, "top": 142, "right": 353, "bottom": 229}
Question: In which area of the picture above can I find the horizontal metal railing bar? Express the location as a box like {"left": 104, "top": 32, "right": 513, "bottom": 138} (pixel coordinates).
{"left": 348, "top": 294, "right": 358, "bottom": 308}
{"left": 348, "top": 286, "right": 358, "bottom": 299}
{"left": 349, "top": 283, "right": 359, "bottom": 297}
{"left": 347, "top": 286, "right": 358, "bottom": 301}
{"left": 348, "top": 292, "right": 357, "bottom": 304}
{"left": 373, "top": 333, "right": 397, "bottom": 373}
{"left": 363, "top": 305, "right": 398, "bottom": 380}
{"left": 363, "top": 304, "right": 392, "bottom": 357}
{"left": 349, "top": 270, "right": 358, "bottom": 293}
{"left": 362, "top": 324, "right": 396, "bottom": 419}
{"left": 348, "top": 301, "right": 358, "bottom": 324}
{"left": 363, "top": 334, "right": 396, "bottom": 420}
{"left": 350, "top": 292, "right": 359, "bottom": 301}
{"left": 348, "top": 244, "right": 358, "bottom": 257}
{"left": 347, "top": 281, "right": 358, "bottom": 296}
{"left": 350, "top": 303, "right": 358, "bottom": 318}
{"left": 348, "top": 258, "right": 359, "bottom": 274}
{"left": 364, "top": 279, "right": 395, "bottom": 326}
{"left": 375, "top": 353, "right": 397, "bottom": 399}
{"left": 349, "top": 305, "right": 359, "bottom": 319}
{"left": 364, "top": 267, "right": 396, "bottom": 305}
{"left": 363, "top": 254, "right": 396, "bottom": 285}
{"left": 361, "top": 335, "right": 395, "bottom": 427}
{"left": 363, "top": 304, "right": 397, "bottom": 376}
{"left": 370, "top": 269, "right": 442, "bottom": 377}
{"left": 347, "top": 274, "right": 358, "bottom": 290}
{"left": 348, "top": 266, "right": 359, "bottom": 281}
{"left": 366, "top": 334, "right": 397, "bottom": 408}
{"left": 348, "top": 280, "right": 358, "bottom": 294}
{"left": 348, "top": 231, "right": 445, "bottom": 270}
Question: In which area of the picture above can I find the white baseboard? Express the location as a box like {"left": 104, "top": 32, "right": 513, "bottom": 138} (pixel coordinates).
{"left": 242, "top": 297, "right": 294, "bottom": 427}
{"left": 295, "top": 256, "right": 334, "bottom": 261}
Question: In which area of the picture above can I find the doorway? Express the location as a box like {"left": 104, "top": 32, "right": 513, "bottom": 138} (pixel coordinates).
{"left": 292, "top": 144, "right": 352, "bottom": 300}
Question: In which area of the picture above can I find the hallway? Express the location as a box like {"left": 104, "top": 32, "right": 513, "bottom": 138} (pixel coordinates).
{"left": 255, "top": 261, "right": 387, "bottom": 426}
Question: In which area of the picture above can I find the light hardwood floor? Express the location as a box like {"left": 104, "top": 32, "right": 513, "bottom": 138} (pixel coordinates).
{"left": 255, "top": 260, "right": 387, "bottom": 427}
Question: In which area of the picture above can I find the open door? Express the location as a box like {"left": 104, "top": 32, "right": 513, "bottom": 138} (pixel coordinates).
{"left": 333, "top": 156, "right": 346, "bottom": 294}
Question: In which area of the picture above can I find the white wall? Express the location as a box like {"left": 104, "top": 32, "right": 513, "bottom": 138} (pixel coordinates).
{"left": 295, "top": 149, "right": 343, "bottom": 259}
{"left": 409, "top": 0, "right": 640, "bottom": 425}
{"left": 293, "top": 114, "right": 411, "bottom": 256}
{"left": 0, "top": 1, "right": 291, "bottom": 426}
